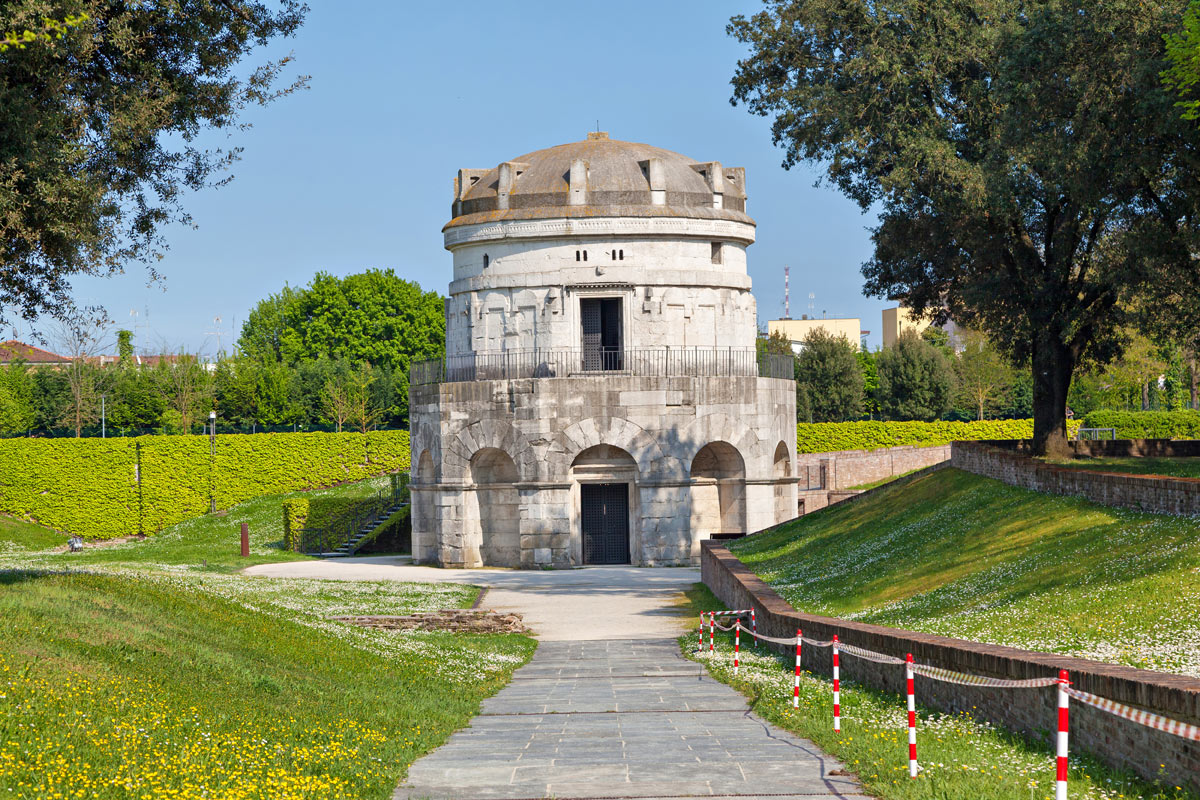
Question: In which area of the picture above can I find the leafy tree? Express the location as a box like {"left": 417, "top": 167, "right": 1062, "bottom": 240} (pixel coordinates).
{"left": 794, "top": 329, "right": 863, "bottom": 422}
{"left": 30, "top": 366, "right": 68, "bottom": 430}
{"left": 107, "top": 365, "right": 163, "bottom": 433}
{"left": 729, "top": 2, "right": 1200, "bottom": 454}
{"left": 0, "top": 361, "right": 36, "bottom": 433}
{"left": 0, "top": 1, "right": 306, "bottom": 324}
{"left": 53, "top": 309, "right": 110, "bottom": 436}
{"left": 954, "top": 331, "right": 1013, "bottom": 421}
{"left": 1164, "top": 1, "right": 1200, "bottom": 119}
{"left": 152, "top": 353, "right": 212, "bottom": 433}
{"left": 856, "top": 348, "right": 879, "bottom": 419}
{"left": 239, "top": 269, "right": 445, "bottom": 423}
{"left": 876, "top": 331, "right": 955, "bottom": 421}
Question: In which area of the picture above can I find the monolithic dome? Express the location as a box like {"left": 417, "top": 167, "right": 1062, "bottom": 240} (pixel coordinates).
{"left": 408, "top": 132, "right": 797, "bottom": 567}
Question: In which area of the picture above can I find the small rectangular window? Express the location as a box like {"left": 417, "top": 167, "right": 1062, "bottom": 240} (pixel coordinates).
{"left": 711, "top": 242, "right": 723, "bottom": 264}
{"left": 619, "top": 249, "right": 624, "bottom": 260}
{"left": 576, "top": 250, "right": 581, "bottom": 262}
{"left": 583, "top": 250, "right": 588, "bottom": 262}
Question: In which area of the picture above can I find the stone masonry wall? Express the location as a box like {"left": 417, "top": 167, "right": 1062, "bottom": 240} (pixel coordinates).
{"left": 701, "top": 542, "right": 1200, "bottom": 789}
{"left": 952, "top": 441, "right": 1200, "bottom": 516}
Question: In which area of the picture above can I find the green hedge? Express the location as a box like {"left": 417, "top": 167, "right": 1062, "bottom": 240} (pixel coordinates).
{"left": 795, "top": 419, "right": 1083, "bottom": 454}
{"left": 1080, "top": 410, "right": 1200, "bottom": 440}
{"left": 0, "top": 430, "right": 410, "bottom": 539}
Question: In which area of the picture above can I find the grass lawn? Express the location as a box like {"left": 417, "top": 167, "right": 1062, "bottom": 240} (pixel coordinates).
{"left": 1045, "top": 456, "right": 1200, "bottom": 479}
{"left": 729, "top": 468, "right": 1200, "bottom": 676}
{"left": 0, "top": 514, "right": 65, "bottom": 551}
{"left": 678, "top": 583, "right": 1194, "bottom": 800}
{"left": 0, "top": 570, "right": 535, "bottom": 799}
{"left": 0, "top": 475, "right": 400, "bottom": 573}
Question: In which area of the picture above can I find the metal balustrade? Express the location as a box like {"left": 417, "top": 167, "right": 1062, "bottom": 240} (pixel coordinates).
{"left": 410, "top": 348, "right": 795, "bottom": 385}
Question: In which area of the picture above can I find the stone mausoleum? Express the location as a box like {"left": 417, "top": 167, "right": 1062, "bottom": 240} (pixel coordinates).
{"left": 409, "top": 133, "right": 797, "bottom": 567}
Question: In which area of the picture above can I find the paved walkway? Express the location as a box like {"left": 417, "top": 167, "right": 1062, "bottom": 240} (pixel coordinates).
{"left": 245, "top": 559, "right": 862, "bottom": 798}
{"left": 245, "top": 557, "right": 700, "bottom": 640}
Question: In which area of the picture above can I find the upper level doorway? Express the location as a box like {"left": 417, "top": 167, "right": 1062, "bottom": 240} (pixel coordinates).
{"left": 580, "top": 297, "right": 623, "bottom": 371}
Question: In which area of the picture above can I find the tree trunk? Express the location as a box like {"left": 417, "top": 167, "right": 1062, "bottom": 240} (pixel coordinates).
{"left": 1141, "top": 381, "right": 1150, "bottom": 411}
{"left": 1191, "top": 353, "right": 1198, "bottom": 410}
{"left": 1031, "top": 335, "right": 1075, "bottom": 457}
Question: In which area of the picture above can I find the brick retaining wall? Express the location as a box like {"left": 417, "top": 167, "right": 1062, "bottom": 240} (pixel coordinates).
{"left": 797, "top": 444, "right": 951, "bottom": 514}
{"left": 701, "top": 541, "right": 1200, "bottom": 788}
{"left": 952, "top": 441, "right": 1200, "bottom": 516}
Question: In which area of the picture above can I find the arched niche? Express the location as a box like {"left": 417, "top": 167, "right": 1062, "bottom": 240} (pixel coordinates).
{"left": 467, "top": 447, "right": 521, "bottom": 567}
{"left": 689, "top": 441, "right": 747, "bottom": 537}
{"left": 773, "top": 441, "right": 792, "bottom": 523}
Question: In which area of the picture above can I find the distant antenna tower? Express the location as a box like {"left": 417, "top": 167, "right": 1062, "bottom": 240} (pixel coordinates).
{"left": 206, "top": 315, "right": 224, "bottom": 355}
{"left": 784, "top": 265, "right": 791, "bottom": 319}
{"left": 808, "top": 292, "right": 815, "bottom": 318}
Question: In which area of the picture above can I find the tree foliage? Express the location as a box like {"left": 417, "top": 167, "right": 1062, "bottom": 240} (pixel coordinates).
{"left": 794, "top": 329, "right": 863, "bottom": 422}
{"left": 954, "top": 330, "right": 1013, "bottom": 420}
{"left": 729, "top": 1, "right": 1200, "bottom": 454}
{"left": 0, "top": 0, "right": 307, "bottom": 323}
{"left": 876, "top": 331, "right": 955, "bottom": 422}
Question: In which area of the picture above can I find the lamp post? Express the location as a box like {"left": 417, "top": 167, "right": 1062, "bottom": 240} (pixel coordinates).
{"left": 208, "top": 410, "right": 217, "bottom": 513}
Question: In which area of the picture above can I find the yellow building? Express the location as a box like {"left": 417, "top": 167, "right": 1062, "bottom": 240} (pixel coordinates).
{"left": 881, "top": 307, "right": 932, "bottom": 348}
{"left": 768, "top": 317, "right": 862, "bottom": 351}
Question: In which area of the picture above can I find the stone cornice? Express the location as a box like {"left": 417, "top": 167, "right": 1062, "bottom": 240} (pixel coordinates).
{"left": 444, "top": 215, "right": 757, "bottom": 250}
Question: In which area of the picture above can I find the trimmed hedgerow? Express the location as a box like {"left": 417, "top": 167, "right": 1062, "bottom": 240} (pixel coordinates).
{"left": 0, "top": 438, "right": 139, "bottom": 537}
{"left": 0, "top": 431, "right": 411, "bottom": 539}
{"left": 795, "top": 419, "right": 1083, "bottom": 454}
{"left": 1080, "top": 409, "right": 1200, "bottom": 440}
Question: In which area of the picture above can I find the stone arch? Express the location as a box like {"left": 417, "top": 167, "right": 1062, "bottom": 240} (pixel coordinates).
{"left": 679, "top": 413, "right": 762, "bottom": 475}
{"left": 772, "top": 441, "right": 791, "bottom": 523}
{"left": 416, "top": 449, "right": 436, "bottom": 484}
{"left": 465, "top": 447, "right": 521, "bottom": 567}
{"left": 445, "top": 418, "right": 527, "bottom": 483}
{"left": 689, "top": 441, "right": 747, "bottom": 537}
{"left": 549, "top": 416, "right": 675, "bottom": 479}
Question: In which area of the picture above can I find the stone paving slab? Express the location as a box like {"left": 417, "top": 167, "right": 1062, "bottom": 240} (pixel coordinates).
{"left": 394, "top": 639, "right": 864, "bottom": 800}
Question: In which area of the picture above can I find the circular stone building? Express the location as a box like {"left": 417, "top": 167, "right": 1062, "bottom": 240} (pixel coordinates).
{"left": 409, "top": 133, "right": 797, "bottom": 567}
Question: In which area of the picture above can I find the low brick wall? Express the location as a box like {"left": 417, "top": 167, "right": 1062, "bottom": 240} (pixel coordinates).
{"left": 797, "top": 444, "right": 950, "bottom": 514}
{"left": 952, "top": 441, "right": 1200, "bottom": 516}
{"left": 701, "top": 541, "right": 1200, "bottom": 789}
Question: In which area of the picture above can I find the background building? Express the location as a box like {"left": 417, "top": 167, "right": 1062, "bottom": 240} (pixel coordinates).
{"left": 409, "top": 133, "right": 798, "bottom": 568}
{"left": 881, "top": 306, "right": 933, "bottom": 347}
{"left": 768, "top": 317, "right": 863, "bottom": 352}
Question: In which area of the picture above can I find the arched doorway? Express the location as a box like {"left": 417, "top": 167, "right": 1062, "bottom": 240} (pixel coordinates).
{"left": 690, "top": 441, "right": 747, "bottom": 537}
{"left": 773, "top": 441, "right": 791, "bottom": 523}
{"left": 571, "top": 444, "right": 637, "bottom": 564}
{"left": 468, "top": 448, "right": 520, "bottom": 567}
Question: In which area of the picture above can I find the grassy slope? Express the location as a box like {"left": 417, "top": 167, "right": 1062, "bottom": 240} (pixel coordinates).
{"left": 0, "top": 475, "right": 397, "bottom": 572}
{"left": 0, "top": 514, "right": 65, "bottom": 551}
{"left": 1046, "top": 456, "right": 1200, "bottom": 479}
{"left": 0, "top": 571, "right": 535, "bottom": 799}
{"left": 730, "top": 468, "right": 1200, "bottom": 676}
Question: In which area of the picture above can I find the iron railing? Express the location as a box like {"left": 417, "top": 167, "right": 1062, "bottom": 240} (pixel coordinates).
{"left": 411, "top": 348, "right": 795, "bottom": 385}
{"left": 297, "top": 481, "right": 409, "bottom": 555}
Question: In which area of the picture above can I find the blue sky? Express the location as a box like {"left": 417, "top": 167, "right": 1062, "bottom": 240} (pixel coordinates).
{"left": 50, "top": 0, "right": 886, "bottom": 355}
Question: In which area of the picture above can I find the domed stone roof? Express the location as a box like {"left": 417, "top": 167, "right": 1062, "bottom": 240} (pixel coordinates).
{"left": 445, "top": 133, "right": 752, "bottom": 229}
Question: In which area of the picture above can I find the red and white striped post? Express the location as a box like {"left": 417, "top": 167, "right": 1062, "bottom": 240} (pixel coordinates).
{"left": 906, "top": 653, "right": 917, "bottom": 778}
{"left": 751, "top": 608, "right": 757, "bottom": 648}
{"left": 733, "top": 619, "right": 740, "bottom": 675}
{"left": 832, "top": 634, "right": 841, "bottom": 732}
{"left": 709, "top": 612, "right": 715, "bottom": 653}
{"left": 1056, "top": 670, "right": 1070, "bottom": 800}
{"left": 793, "top": 629, "right": 802, "bottom": 709}
{"left": 697, "top": 616, "right": 704, "bottom": 652}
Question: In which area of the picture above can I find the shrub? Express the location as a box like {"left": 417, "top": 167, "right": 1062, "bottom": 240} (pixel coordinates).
{"left": 795, "top": 419, "right": 1083, "bottom": 454}
{"left": 1080, "top": 409, "right": 1200, "bottom": 439}
{"left": 0, "top": 430, "right": 410, "bottom": 539}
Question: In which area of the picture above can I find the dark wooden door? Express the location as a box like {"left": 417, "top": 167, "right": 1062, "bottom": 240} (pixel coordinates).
{"left": 581, "top": 483, "right": 630, "bottom": 564}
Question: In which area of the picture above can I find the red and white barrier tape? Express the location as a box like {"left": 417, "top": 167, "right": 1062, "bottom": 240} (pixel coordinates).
{"left": 702, "top": 609, "right": 1200, "bottom": 796}
{"left": 1065, "top": 685, "right": 1200, "bottom": 741}
{"left": 838, "top": 641, "right": 907, "bottom": 666}
{"left": 910, "top": 663, "right": 1060, "bottom": 688}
